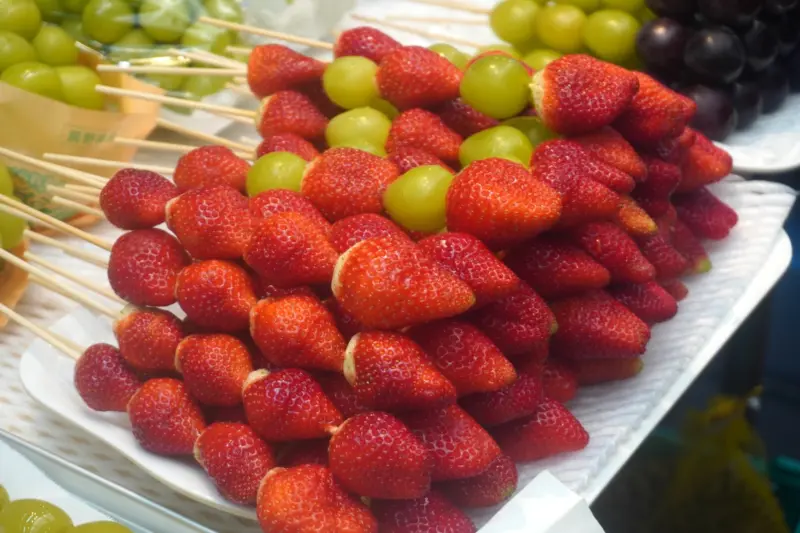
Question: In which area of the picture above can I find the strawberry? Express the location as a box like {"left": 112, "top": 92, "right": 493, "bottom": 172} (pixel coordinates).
{"left": 571, "top": 221, "right": 656, "bottom": 284}
{"left": 648, "top": 126, "right": 697, "bottom": 165}
{"left": 636, "top": 230, "right": 690, "bottom": 280}
{"left": 372, "top": 491, "right": 476, "bottom": 533}
{"left": 446, "top": 158, "right": 562, "bottom": 249}
{"left": 329, "top": 213, "right": 411, "bottom": 254}
{"left": 386, "top": 109, "right": 463, "bottom": 163}
{"left": 250, "top": 295, "right": 346, "bottom": 372}
{"left": 550, "top": 291, "right": 651, "bottom": 359}
{"left": 194, "top": 422, "right": 276, "bottom": 505}
{"left": 249, "top": 188, "right": 331, "bottom": 235}
{"left": 471, "top": 284, "right": 556, "bottom": 356}
{"left": 252, "top": 278, "right": 316, "bottom": 300}
{"left": 673, "top": 187, "right": 738, "bottom": 240}
{"left": 661, "top": 279, "right": 689, "bottom": 301}
{"left": 114, "top": 306, "right": 184, "bottom": 373}
{"left": 417, "top": 232, "right": 521, "bottom": 307}
{"left": 460, "top": 371, "right": 543, "bottom": 427}
{"left": 491, "top": 398, "right": 588, "bottom": 462}
{"left": 631, "top": 156, "right": 682, "bottom": 218}
{"left": 242, "top": 369, "right": 342, "bottom": 442}
{"left": 175, "top": 260, "right": 257, "bottom": 332}
{"left": 609, "top": 282, "right": 678, "bottom": 324}
{"left": 100, "top": 169, "right": 177, "bottom": 230}
{"left": 166, "top": 185, "right": 252, "bottom": 260}
{"left": 670, "top": 219, "right": 712, "bottom": 273}
{"left": 531, "top": 54, "right": 639, "bottom": 135}
{"left": 108, "top": 229, "right": 190, "bottom": 307}
{"left": 332, "top": 236, "right": 475, "bottom": 330}
{"left": 532, "top": 138, "right": 635, "bottom": 195}
{"left": 572, "top": 126, "right": 647, "bottom": 181}
{"left": 334, "top": 26, "right": 402, "bottom": 63}
{"left": 256, "top": 132, "right": 320, "bottom": 161}
{"left": 505, "top": 235, "right": 611, "bottom": 299}
{"left": 614, "top": 195, "right": 658, "bottom": 237}
{"left": 323, "top": 297, "right": 367, "bottom": 340}
{"left": 256, "top": 90, "right": 328, "bottom": 140}
{"left": 203, "top": 404, "right": 248, "bottom": 424}
{"left": 73, "top": 343, "right": 141, "bottom": 412}
{"left": 676, "top": 131, "right": 732, "bottom": 192}
{"left": 173, "top": 146, "right": 251, "bottom": 193}
{"left": 300, "top": 147, "right": 400, "bottom": 221}
{"left": 329, "top": 411, "right": 433, "bottom": 499}
{"left": 388, "top": 146, "right": 454, "bottom": 174}
{"left": 127, "top": 378, "right": 206, "bottom": 455}
{"left": 409, "top": 319, "right": 517, "bottom": 396}
{"left": 569, "top": 358, "right": 643, "bottom": 385}
{"left": 439, "top": 454, "right": 518, "bottom": 508}
{"left": 377, "top": 46, "right": 463, "bottom": 110}
{"left": 246, "top": 44, "right": 326, "bottom": 99}
{"left": 279, "top": 439, "right": 330, "bottom": 467}
{"left": 315, "top": 372, "right": 368, "bottom": 418}
{"left": 614, "top": 72, "right": 695, "bottom": 147}
{"left": 437, "top": 98, "right": 499, "bottom": 138}
{"left": 175, "top": 334, "right": 253, "bottom": 406}
{"left": 257, "top": 465, "right": 378, "bottom": 533}
{"left": 542, "top": 359, "right": 578, "bottom": 403}
{"left": 344, "top": 331, "right": 457, "bottom": 411}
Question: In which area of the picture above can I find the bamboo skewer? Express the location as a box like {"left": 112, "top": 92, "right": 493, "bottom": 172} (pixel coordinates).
{"left": 392, "top": 15, "right": 487, "bottom": 25}
{"left": 51, "top": 197, "right": 105, "bottom": 219}
{"left": 0, "top": 302, "right": 83, "bottom": 360}
{"left": 168, "top": 48, "right": 246, "bottom": 69}
{"left": 43, "top": 153, "right": 175, "bottom": 175}
{"left": 64, "top": 184, "right": 103, "bottom": 194}
{"left": 0, "top": 147, "right": 107, "bottom": 189}
{"left": 156, "top": 118, "right": 256, "bottom": 153}
{"left": 95, "top": 85, "right": 257, "bottom": 119}
{"left": 114, "top": 136, "right": 253, "bottom": 160}
{"left": 406, "top": 0, "right": 491, "bottom": 14}
{"left": 24, "top": 251, "right": 124, "bottom": 304}
{"left": 46, "top": 185, "right": 98, "bottom": 204}
{"left": 351, "top": 14, "right": 482, "bottom": 48}
{"left": 97, "top": 65, "right": 245, "bottom": 76}
{"left": 198, "top": 17, "right": 335, "bottom": 50}
{"left": 226, "top": 82, "right": 254, "bottom": 97}
{"left": 24, "top": 230, "right": 109, "bottom": 268}
{"left": 227, "top": 46, "right": 252, "bottom": 56}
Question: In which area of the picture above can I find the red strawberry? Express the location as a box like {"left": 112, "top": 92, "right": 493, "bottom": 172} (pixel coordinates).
{"left": 532, "top": 138, "right": 635, "bottom": 195}
{"left": 661, "top": 279, "right": 689, "bottom": 301}
{"left": 388, "top": 146, "right": 454, "bottom": 174}
{"left": 249, "top": 188, "right": 331, "bottom": 235}
{"left": 531, "top": 54, "right": 639, "bottom": 135}
{"left": 676, "top": 131, "right": 732, "bottom": 192}
{"left": 446, "top": 158, "right": 562, "bottom": 249}
{"left": 329, "top": 411, "right": 433, "bottom": 499}
{"left": 344, "top": 331, "right": 457, "bottom": 411}
{"left": 334, "top": 26, "right": 402, "bottom": 63}
{"left": 324, "top": 297, "right": 367, "bottom": 340}
{"left": 332, "top": 236, "right": 475, "bottom": 330}
{"left": 108, "top": 229, "right": 190, "bottom": 307}
{"left": 176, "top": 334, "right": 253, "bottom": 406}
{"left": 315, "top": 372, "right": 368, "bottom": 418}
{"left": 242, "top": 368, "right": 342, "bottom": 442}
{"left": 175, "top": 260, "right": 257, "bottom": 332}
{"left": 329, "top": 213, "right": 411, "bottom": 254}
{"left": 648, "top": 126, "right": 697, "bottom": 165}
{"left": 550, "top": 291, "right": 651, "bottom": 359}
{"left": 386, "top": 109, "right": 463, "bottom": 163}
{"left": 569, "top": 358, "right": 643, "bottom": 385}
{"left": 409, "top": 319, "right": 517, "bottom": 396}
{"left": 100, "top": 169, "right": 178, "bottom": 230}
{"left": 298, "top": 79, "right": 343, "bottom": 119}
{"left": 670, "top": 219, "right": 712, "bottom": 273}
{"left": 256, "top": 90, "right": 328, "bottom": 140}
{"left": 114, "top": 306, "right": 184, "bottom": 372}
{"left": 301, "top": 147, "right": 400, "bottom": 221}
{"left": 571, "top": 221, "right": 656, "bottom": 284}
{"left": 636, "top": 230, "right": 690, "bottom": 280}
{"left": 505, "top": 235, "right": 611, "bottom": 299}
{"left": 279, "top": 439, "right": 329, "bottom": 467}
{"left": 460, "top": 372, "right": 543, "bottom": 427}
{"left": 372, "top": 491, "right": 476, "bottom": 533}
{"left": 127, "top": 378, "right": 206, "bottom": 455}
{"left": 257, "top": 465, "right": 378, "bottom": 533}
{"left": 173, "top": 146, "right": 251, "bottom": 193}
{"left": 471, "top": 284, "right": 556, "bottom": 356}
{"left": 572, "top": 126, "right": 647, "bottom": 181}
{"left": 632, "top": 156, "right": 682, "bottom": 218}
{"left": 256, "top": 132, "right": 320, "bottom": 161}
{"left": 673, "top": 187, "right": 738, "bottom": 240}
{"left": 246, "top": 44, "right": 326, "bottom": 99}
{"left": 377, "top": 46, "right": 463, "bottom": 110}
{"left": 542, "top": 359, "right": 579, "bottom": 403}
{"left": 203, "top": 404, "right": 248, "bottom": 424}
{"left": 418, "top": 232, "right": 521, "bottom": 306}
{"left": 439, "top": 454, "right": 518, "bottom": 508}
{"left": 615, "top": 195, "right": 658, "bottom": 237}
{"left": 609, "top": 282, "right": 678, "bottom": 324}
{"left": 195, "top": 422, "right": 275, "bottom": 505}
{"left": 250, "top": 295, "right": 346, "bottom": 372}
{"left": 74, "top": 343, "right": 141, "bottom": 412}
{"left": 437, "top": 98, "right": 499, "bottom": 138}
{"left": 491, "top": 398, "right": 588, "bottom": 462}
{"left": 166, "top": 185, "right": 252, "bottom": 260}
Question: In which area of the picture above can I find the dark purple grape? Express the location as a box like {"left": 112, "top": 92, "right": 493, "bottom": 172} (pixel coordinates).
{"left": 785, "top": 46, "right": 800, "bottom": 91}
{"left": 731, "top": 79, "right": 764, "bottom": 129}
{"left": 741, "top": 20, "right": 779, "bottom": 71}
{"left": 697, "top": 0, "right": 763, "bottom": 28}
{"left": 646, "top": 0, "right": 697, "bottom": 21}
{"left": 681, "top": 85, "right": 738, "bottom": 141}
{"left": 636, "top": 18, "right": 688, "bottom": 77}
{"left": 765, "top": 0, "right": 798, "bottom": 14}
{"left": 761, "top": 8, "right": 800, "bottom": 56}
{"left": 757, "top": 63, "right": 790, "bottom": 111}
{"left": 684, "top": 27, "right": 747, "bottom": 84}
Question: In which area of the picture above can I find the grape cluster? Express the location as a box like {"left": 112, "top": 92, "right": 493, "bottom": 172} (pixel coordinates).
{"left": 639, "top": 0, "right": 800, "bottom": 140}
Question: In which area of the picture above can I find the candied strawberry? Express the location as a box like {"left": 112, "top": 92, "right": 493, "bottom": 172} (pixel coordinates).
{"left": 100, "top": 168, "right": 177, "bottom": 230}
{"left": 439, "top": 454, "right": 518, "bottom": 508}
{"left": 315, "top": 372, "right": 368, "bottom": 418}
{"left": 386, "top": 109, "right": 463, "bottom": 163}
{"left": 377, "top": 46, "right": 463, "bottom": 110}
{"left": 636, "top": 230, "right": 690, "bottom": 280}
{"left": 329, "top": 213, "right": 410, "bottom": 254}
{"left": 437, "top": 98, "right": 499, "bottom": 137}
{"left": 460, "top": 372, "right": 543, "bottom": 428}
{"left": 661, "top": 279, "right": 689, "bottom": 301}
{"left": 74, "top": 343, "right": 141, "bottom": 412}
{"left": 388, "top": 146, "right": 454, "bottom": 174}
{"left": 372, "top": 491, "right": 476, "bottom": 533}
{"left": 257, "top": 133, "right": 320, "bottom": 161}
{"left": 173, "top": 146, "right": 250, "bottom": 193}
{"left": 572, "top": 126, "right": 647, "bottom": 181}
{"left": 615, "top": 195, "right": 658, "bottom": 237}
{"left": 114, "top": 306, "right": 184, "bottom": 373}
{"left": 632, "top": 156, "right": 682, "bottom": 218}
{"left": 247, "top": 44, "right": 326, "bottom": 99}
{"left": 569, "top": 358, "right": 643, "bottom": 385}
{"left": 609, "top": 282, "right": 678, "bottom": 324}
{"left": 571, "top": 221, "right": 656, "bottom": 284}
{"left": 676, "top": 131, "right": 732, "bottom": 192}
{"left": 256, "top": 90, "right": 328, "bottom": 140}
{"left": 176, "top": 334, "right": 253, "bottom": 406}
{"left": 532, "top": 139, "right": 635, "bottom": 195}
{"left": 670, "top": 219, "right": 712, "bottom": 273}
{"left": 334, "top": 26, "right": 401, "bottom": 63}
{"left": 673, "top": 187, "right": 738, "bottom": 240}
{"left": 249, "top": 189, "right": 331, "bottom": 235}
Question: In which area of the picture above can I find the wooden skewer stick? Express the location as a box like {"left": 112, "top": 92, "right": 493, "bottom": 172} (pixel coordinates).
{"left": 46, "top": 185, "right": 98, "bottom": 204}
{"left": 24, "top": 251, "right": 123, "bottom": 304}
{"left": 64, "top": 184, "right": 103, "bottom": 194}
{"left": 51, "top": 197, "right": 105, "bottom": 219}
{"left": 227, "top": 45, "right": 252, "bottom": 56}
{"left": 225, "top": 82, "right": 254, "bottom": 97}
{"left": 96, "top": 85, "right": 257, "bottom": 119}
{"left": 0, "top": 302, "right": 83, "bottom": 360}
{"left": 43, "top": 153, "right": 174, "bottom": 175}
{"left": 240, "top": 136, "right": 261, "bottom": 147}
{"left": 24, "top": 230, "right": 109, "bottom": 268}
{"left": 156, "top": 117, "right": 256, "bottom": 153}
{"left": 97, "top": 65, "right": 245, "bottom": 76}
{"left": 113, "top": 137, "right": 253, "bottom": 160}
{"left": 0, "top": 147, "right": 107, "bottom": 189}
{"left": 406, "top": 0, "right": 491, "bottom": 14}
{"left": 198, "top": 16, "right": 334, "bottom": 50}
{"left": 391, "top": 15, "right": 487, "bottom": 25}
{"left": 350, "top": 15, "right": 482, "bottom": 48}
{"left": 168, "top": 48, "right": 246, "bottom": 69}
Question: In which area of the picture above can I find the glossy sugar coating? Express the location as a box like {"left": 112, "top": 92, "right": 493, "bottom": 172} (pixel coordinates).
{"left": 460, "top": 373, "right": 544, "bottom": 428}
{"left": 114, "top": 307, "right": 185, "bottom": 372}
{"left": 256, "top": 132, "right": 320, "bottom": 161}
{"left": 100, "top": 168, "right": 177, "bottom": 230}
{"left": 386, "top": 109, "right": 463, "bottom": 163}
{"left": 571, "top": 221, "right": 656, "bottom": 284}
{"left": 248, "top": 189, "right": 331, "bottom": 235}
{"left": 377, "top": 46, "right": 463, "bottom": 110}
{"left": 173, "top": 146, "right": 250, "bottom": 193}
{"left": 329, "top": 213, "right": 410, "bottom": 254}
{"left": 74, "top": 343, "right": 141, "bottom": 412}
{"left": 437, "top": 97, "right": 499, "bottom": 138}
{"left": 372, "top": 491, "right": 476, "bottom": 533}
{"left": 256, "top": 90, "right": 328, "bottom": 140}
{"left": 334, "top": 26, "right": 401, "bottom": 63}
{"left": 439, "top": 454, "right": 519, "bottom": 508}
{"left": 247, "top": 44, "right": 326, "bottom": 99}
{"left": 176, "top": 334, "right": 253, "bottom": 406}
{"left": 572, "top": 126, "right": 647, "bottom": 181}
{"left": 387, "top": 145, "right": 453, "bottom": 175}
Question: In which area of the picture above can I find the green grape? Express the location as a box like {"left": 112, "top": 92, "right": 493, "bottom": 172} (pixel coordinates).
{"left": 0, "top": 485, "right": 8, "bottom": 512}
{"left": 476, "top": 43, "right": 521, "bottom": 59}
{"left": 1, "top": 61, "right": 62, "bottom": 100}
{"left": 582, "top": 9, "right": 640, "bottom": 63}
{"left": 383, "top": 165, "right": 453, "bottom": 233}
{"left": 0, "top": 200, "right": 26, "bottom": 249}
{"left": 32, "top": 25, "right": 78, "bottom": 66}
{"left": 637, "top": 6, "right": 656, "bottom": 22}
{"left": 0, "top": 162, "right": 15, "bottom": 196}
{"left": 489, "top": 0, "right": 540, "bottom": 47}
{"left": 459, "top": 125, "right": 533, "bottom": 167}
{"left": 0, "top": 30, "right": 37, "bottom": 72}
{"left": 143, "top": 73, "right": 184, "bottom": 91}
{"left": 600, "top": 0, "right": 644, "bottom": 11}
{"left": 553, "top": 0, "right": 600, "bottom": 12}
{"left": 522, "top": 48, "right": 562, "bottom": 71}
{"left": 180, "top": 74, "right": 227, "bottom": 100}
{"left": 535, "top": 4, "right": 587, "bottom": 53}
{"left": 502, "top": 116, "right": 558, "bottom": 147}
{"left": 0, "top": 0, "right": 42, "bottom": 39}
{"left": 180, "top": 22, "right": 231, "bottom": 56}
{"left": 108, "top": 28, "right": 154, "bottom": 59}
{"left": 428, "top": 43, "right": 468, "bottom": 69}
{"left": 203, "top": 0, "right": 241, "bottom": 23}
{"left": 69, "top": 522, "right": 134, "bottom": 533}
{"left": 325, "top": 107, "right": 391, "bottom": 150}
{"left": 60, "top": 18, "right": 87, "bottom": 42}
{"left": 82, "top": 0, "right": 133, "bottom": 44}
{"left": 56, "top": 65, "right": 104, "bottom": 109}
{"left": 247, "top": 152, "right": 306, "bottom": 196}
{"left": 138, "top": 0, "right": 191, "bottom": 43}
{"left": 322, "top": 56, "right": 379, "bottom": 110}
{"left": 460, "top": 55, "right": 531, "bottom": 120}
{"left": 33, "top": 0, "right": 61, "bottom": 22}
{"left": 0, "top": 499, "right": 73, "bottom": 533}
{"left": 61, "top": 0, "right": 88, "bottom": 13}
{"left": 335, "top": 139, "right": 386, "bottom": 157}
{"left": 369, "top": 98, "right": 398, "bottom": 120}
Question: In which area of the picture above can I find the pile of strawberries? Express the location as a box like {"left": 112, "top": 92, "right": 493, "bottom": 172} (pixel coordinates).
{"left": 76, "top": 32, "right": 738, "bottom": 533}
